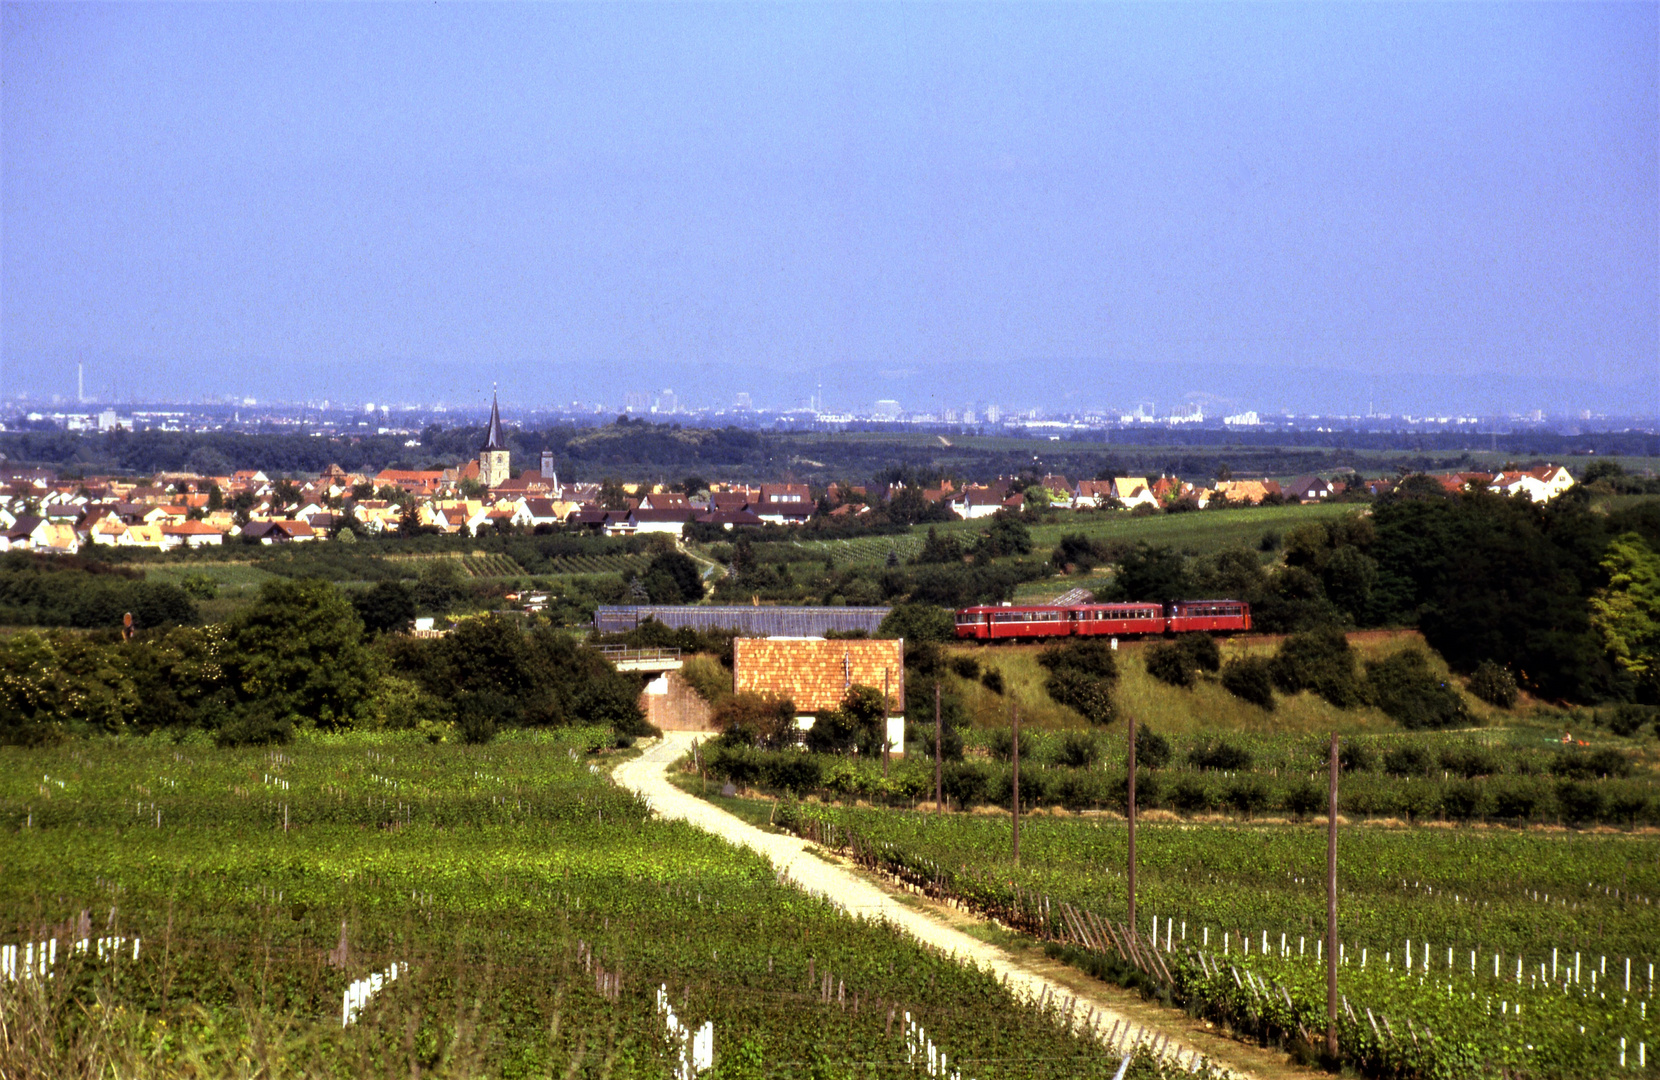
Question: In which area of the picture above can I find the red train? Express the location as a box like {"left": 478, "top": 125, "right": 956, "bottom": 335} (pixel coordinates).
{"left": 953, "top": 600, "right": 1251, "bottom": 642}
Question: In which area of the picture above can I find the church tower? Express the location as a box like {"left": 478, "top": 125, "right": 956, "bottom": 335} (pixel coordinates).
{"left": 478, "top": 389, "right": 510, "bottom": 488}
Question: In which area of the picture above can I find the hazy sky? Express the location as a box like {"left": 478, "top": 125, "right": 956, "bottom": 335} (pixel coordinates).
{"left": 3, "top": 3, "right": 1656, "bottom": 415}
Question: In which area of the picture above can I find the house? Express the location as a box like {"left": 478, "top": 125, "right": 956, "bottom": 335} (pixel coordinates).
{"left": 1285, "top": 476, "right": 1333, "bottom": 502}
{"left": 160, "top": 521, "right": 225, "bottom": 550}
{"left": 629, "top": 508, "right": 693, "bottom": 536}
{"left": 731, "top": 637, "right": 906, "bottom": 753}
{"left": 511, "top": 498, "right": 573, "bottom": 529}
{"left": 1150, "top": 476, "right": 1184, "bottom": 504}
{"left": 375, "top": 468, "right": 446, "bottom": 496}
{"left": 695, "top": 509, "right": 764, "bottom": 530}
{"left": 1112, "top": 477, "right": 1159, "bottom": 510}
{"left": 1070, "top": 480, "right": 1116, "bottom": 510}
{"left": 948, "top": 485, "right": 1006, "bottom": 519}
{"left": 637, "top": 491, "right": 690, "bottom": 512}
{"left": 0, "top": 516, "right": 51, "bottom": 552}
{"left": 754, "top": 484, "right": 813, "bottom": 525}
{"left": 1213, "top": 479, "right": 1282, "bottom": 505}
{"left": 1489, "top": 465, "right": 1575, "bottom": 502}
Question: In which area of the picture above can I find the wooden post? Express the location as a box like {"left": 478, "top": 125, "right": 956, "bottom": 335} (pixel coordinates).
{"left": 1327, "top": 731, "right": 1340, "bottom": 1061}
{"left": 883, "top": 669, "right": 891, "bottom": 779}
{"left": 1011, "top": 704, "right": 1021, "bottom": 865}
{"left": 934, "top": 682, "right": 943, "bottom": 814}
{"left": 1127, "top": 715, "right": 1137, "bottom": 936}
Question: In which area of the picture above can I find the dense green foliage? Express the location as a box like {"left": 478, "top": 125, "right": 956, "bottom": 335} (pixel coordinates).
{"left": 0, "top": 553, "right": 197, "bottom": 630}
{"left": 0, "top": 732, "right": 1170, "bottom": 1078}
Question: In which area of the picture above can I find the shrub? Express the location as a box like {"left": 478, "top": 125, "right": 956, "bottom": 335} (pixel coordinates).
{"left": 1439, "top": 745, "right": 1499, "bottom": 778}
{"left": 1282, "top": 780, "right": 1323, "bottom": 818}
{"left": 1365, "top": 648, "right": 1471, "bottom": 730}
{"left": 1220, "top": 657, "right": 1275, "bottom": 710}
{"left": 942, "top": 761, "right": 989, "bottom": 806}
{"left": 1441, "top": 782, "right": 1488, "bottom": 821}
{"left": 1224, "top": 777, "right": 1270, "bottom": 818}
{"left": 1270, "top": 628, "right": 1364, "bottom": 708}
{"left": 878, "top": 603, "right": 955, "bottom": 643}
{"left": 1602, "top": 703, "right": 1653, "bottom": 737}
{"left": 1550, "top": 747, "right": 1631, "bottom": 780}
{"left": 980, "top": 668, "right": 1005, "bottom": 695}
{"left": 1170, "top": 774, "right": 1215, "bottom": 813}
{"left": 1177, "top": 633, "right": 1221, "bottom": 673}
{"left": 1467, "top": 660, "right": 1519, "bottom": 708}
{"left": 679, "top": 655, "right": 732, "bottom": 705}
{"left": 1491, "top": 781, "right": 1542, "bottom": 821}
{"left": 712, "top": 692, "right": 797, "bottom": 750}
{"left": 1038, "top": 639, "right": 1120, "bottom": 682}
{"left": 1144, "top": 642, "right": 1194, "bottom": 688}
{"left": 1338, "top": 740, "right": 1377, "bottom": 772}
{"left": 1556, "top": 780, "right": 1605, "bottom": 826}
{"left": 1382, "top": 744, "right": 1432, "bottom": 777}
{"left": 1053, "top": 730, "right": 1101, "bottom": 769}
{"left": 215, "top": 702, "right": 294, "bottom": 747}
{"left": 1608, "top": 787, "right": 1651, "bottom": 828}
{"left": 951, "top": 655, "right": 981, "bottom": 680}
{"left": 1189, "top": 740, "right": 1252, "bottom": 771}
{"left": 760, "top": 753, "right": 822, "bottom": 795}
{"left": 1135, "top": 725, "right": 1172, "bottom": 769}
{"left": 1044, "top": 668, "right": 1117, "bottom": 725}
{"left": 987, "top": 725, "right": 1036, "bottom": 763}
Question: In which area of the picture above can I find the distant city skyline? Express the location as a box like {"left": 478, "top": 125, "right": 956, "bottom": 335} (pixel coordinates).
{"left": 4, "top": 5, "right": 1655, "bottom": 418}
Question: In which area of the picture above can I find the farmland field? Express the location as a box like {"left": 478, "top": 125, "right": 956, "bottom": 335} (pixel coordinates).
{"left": 739, "top": 795, "right": 1660, "bottom": 1078}
{"left": 0, "top": 730, "right": 1194, "bottom": 1079}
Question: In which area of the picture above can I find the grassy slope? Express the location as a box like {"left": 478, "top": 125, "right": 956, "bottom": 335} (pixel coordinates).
{"left": 952, "top": 631, "right": 1509, "bottom": 736}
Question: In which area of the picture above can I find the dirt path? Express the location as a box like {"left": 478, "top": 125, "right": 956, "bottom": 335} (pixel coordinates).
{"left": 616, "top": 733, "right": 1295, "bottom": 1079}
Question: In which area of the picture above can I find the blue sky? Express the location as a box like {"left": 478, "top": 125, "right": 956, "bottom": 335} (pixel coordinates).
{"left": 3, "top": 3, "right": 1655, "bottom": 416}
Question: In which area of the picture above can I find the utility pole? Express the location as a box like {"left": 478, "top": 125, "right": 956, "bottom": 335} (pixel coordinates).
{"left": 1127, "top": 715, "right": 1137, "bottom": 936}
{"left": 1327, "top": 731, "right": 1340, "bottom": 1061}
{"left": 1011, "top": 704, "right": 1021, "bottom": 865}
{"left": 934, "top": 682, "right": 943, "bottom": 814}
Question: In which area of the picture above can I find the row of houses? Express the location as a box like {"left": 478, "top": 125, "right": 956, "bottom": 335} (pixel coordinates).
{"left": 0, "top": 459, "right": 1581, "bottom": 556}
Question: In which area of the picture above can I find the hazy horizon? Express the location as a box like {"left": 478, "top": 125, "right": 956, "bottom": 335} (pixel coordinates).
{"left": 4, "top": 4, "right": 1656, "bottom": 417}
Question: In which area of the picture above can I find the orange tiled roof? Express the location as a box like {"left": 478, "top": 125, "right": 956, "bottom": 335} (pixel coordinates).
{"left": 732, "top": 638, "right": 905, "bottom": 714}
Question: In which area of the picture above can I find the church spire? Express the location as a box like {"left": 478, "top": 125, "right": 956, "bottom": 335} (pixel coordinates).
{"left": 481, "top": 386, "right": 505, "bottom": 451}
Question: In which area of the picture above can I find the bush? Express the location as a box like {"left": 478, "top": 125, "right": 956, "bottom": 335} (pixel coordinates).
{"left": 942, "top": 761, "right": 989, "bottom": 806}
{"left": 1282, "top": 780, "right": 1324, "bottom": 818}
{"left": 878, "top": 603, "right": 955, "bottom": 643}
{"left": 1491, "top": 781, "right": 1542, "bottom": 821}
{"left": 951, "top": 655, "right": 980, "bottom": 680}
{"left": 679, "top": 655, "right": 732, "bottom": 705}
{"left": 1135, "top": 725, "right": 1172, "bottom": 769}
{"left": 1550, "top": 747, "right": 1631, "bottom": 780}
{"left": 215, "top": 702, "right": 294, "bottom": 747}
{"left": 1170, "top": 774, "right": 1215, "bottom": 813}
{"left": 1144, "top": 642, "right": 1194, "bottom": 688}
{"left": 987, "top": 725, "right": 1036, "bottom": 763}
{"left": 1365, "top": 648, "right": 1470, "bottom": 731}
{"left": 1556, "top": 780, "right": 1605, "bottom": 825}
{"left": 1220, "top": 657, "right": 1275, "bottom": 710}
{"left": 980, "top": 668, "right": 1005, "bottom": 695}
{"left": 1189, "top": 740, "right": 1252, "bottom": 771}
{"left": 1177, "top": 633, "right": 1221, "bottom": 673}
{"left": 1441, "top": 782, "right": 1488, "bottom": 821}
{"left": 1224, "top": 777, "right": 1271, "bottom": 817}
{"left": 1271, "top": 628, "right": 1364, "bottom": 708}
{"left": 1038, "top": 639, "right": 1120, "bottom": 682}
{"left": 1439, "top": 745, "right": 1499, "bottom": 778}
{"left": 1602, "top": 703, "right": 1654, "bottom": 737}
{"left": 1044, "top": 668, "right": 1117, "bottom": 725}
{"left": 1467, "top": 660, "right": 1519, "bottom": 708}
{"left": 1382, "top": 744, "right": 1432, "bottom": 776}
{"left": 1053, "top": 730, "right": 1101, "bottom": 769}
{"left": 1337, "top": 740, "right": 1377, "bottom": 772}
{"left": 760, "top": 754, "right": 822, "bottom": 795}
{"left": 712, "top": 692, "right": 797, "bottom": 749}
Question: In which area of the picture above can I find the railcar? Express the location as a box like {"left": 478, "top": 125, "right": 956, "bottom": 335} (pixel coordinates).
{"left": 952, "top": 600, "right": 1250, "bottom": 641}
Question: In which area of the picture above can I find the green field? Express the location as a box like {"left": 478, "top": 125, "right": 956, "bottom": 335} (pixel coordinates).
{"left": 0, "top": 730, "right": 1190, "bottom": 1079}
{"left": 764, "top": 796, "right": 1658, "bottom": 1079}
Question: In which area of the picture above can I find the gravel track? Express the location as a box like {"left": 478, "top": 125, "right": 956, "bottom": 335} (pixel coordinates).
{"left": 614, "top": 732, "right": 1255, "bottom": 1077}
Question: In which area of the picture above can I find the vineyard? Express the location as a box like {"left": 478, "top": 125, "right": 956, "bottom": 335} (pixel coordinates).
{"left": 0, "top": 732, "right": 1209, "bottom": 1079}
{"left": 782, "top": 534, "right": 927, "bottom": 568}
{"left": 457, "top": 553, "right": 527, "bottom": 578}
{"left": 535, "top": 553, "right": 655, "bottom": 577}
{"left": 760, "top": 798, "right": 1659, "bottom": 1078}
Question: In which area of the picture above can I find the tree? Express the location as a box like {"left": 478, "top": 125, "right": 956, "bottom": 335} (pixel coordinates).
{"left": 1590, "top": 532, "right": 1660, "bottom": 701}
{"left": 353, "top": 581, "right": 418, "bottom": 636}
{"left": 972, "top": 514, "right": 1032, "bottom": 559}
{"left": 914, "top": 526, "right": 963, "bottom": 565}
{"left": 878, "top": 603, "right": 954, "bottom": 643}
{"left": 225, "top": 579, "right": 381, "bottom": 730}
{"left": 713, "top": 692, "right": 797, "bottom": 749}
{"left": 642, "top": 550, "right": 704, "bottom": 603}
{"left": 1109, "top": 543, "right": 1190, "bottom": 603}
{"left": 598, "top": 479, "right": 631, "bottom": 510}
